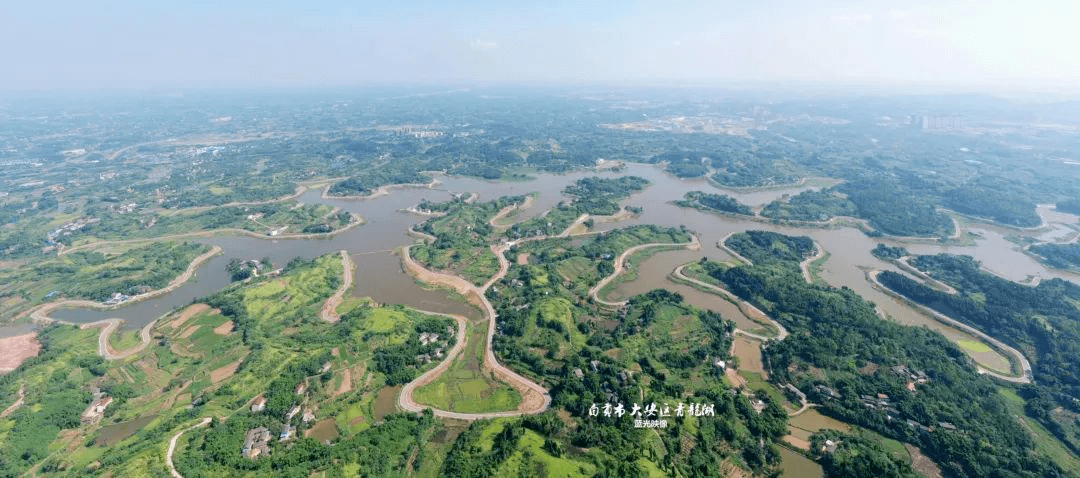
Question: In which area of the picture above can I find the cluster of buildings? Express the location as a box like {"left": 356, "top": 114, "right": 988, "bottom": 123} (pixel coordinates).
{"left": 46, "top": 217, "right": 100, "bottom": 247}
{"left": 243, "top": 381, "right": 319, "bottom": 459}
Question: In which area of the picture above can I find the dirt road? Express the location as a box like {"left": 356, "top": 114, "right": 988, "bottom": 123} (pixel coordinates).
{"left": 588, "top": 235, "right": 701, "bottom": 308}
{"left": 320, "top": 251, "right": 354, "bottom": 323}
{"left": 398, "top": 244, "right": 551, "bottom": 419}
{"left": 867, "top": 270, "right": 1032, "bottom": 383}
{"left": 799, "top": 241, "right": 825, "bottom": 284}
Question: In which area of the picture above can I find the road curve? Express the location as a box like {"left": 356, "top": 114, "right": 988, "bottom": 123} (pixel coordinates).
{"left": 670, "top": 263, "right": 789, "bottom": 341}
{"left": 588, "top": 235, "right": 701, "bottom": 308}
{"left": 30, "top": 246, "right": 222, "bottom": 360}
{"left": 867, "top": 270, "right": 1033, "bottom": 383}
{"left": 166, "top": 417, "right": 212, "bottom": 478}
{"left": 398, "top": 244, "right": 552, "bottom": 419}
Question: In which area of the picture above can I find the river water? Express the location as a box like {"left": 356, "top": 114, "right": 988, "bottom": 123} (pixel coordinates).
{"left": 46, "top": 163, "right": 1080, "bottom": 373}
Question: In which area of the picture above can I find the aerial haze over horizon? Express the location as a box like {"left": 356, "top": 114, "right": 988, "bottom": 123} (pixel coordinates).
{"left": 3, "top": 1, "right": 1079, "bottom": 93}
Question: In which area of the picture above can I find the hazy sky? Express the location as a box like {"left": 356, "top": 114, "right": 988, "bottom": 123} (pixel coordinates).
{"left": 3, "top": 0, "right": 1078, "bottom": 91}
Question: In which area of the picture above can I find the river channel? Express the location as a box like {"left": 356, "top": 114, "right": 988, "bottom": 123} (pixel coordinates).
{"left": 48, "top": 163, "right": 1080, "bottom": 376}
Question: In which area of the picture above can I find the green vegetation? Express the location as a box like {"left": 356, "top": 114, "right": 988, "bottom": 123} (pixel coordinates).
{"left": 708, "top": 151, "right": 800, "bottom": 188}
{"left": 509, "top": 176, "right": 648, "bottom": 238}
{"left": 62, "top": 201, "right": 354, "bottom": 246}
{"left": 943, "top": 178, "right": 1040, "bottom": 227}
{"left": 0, "top": 241, "right": 209, "bottom": 311}
{"left": 1029, "top": 242, "right": 1080, "bottom": 271}
{"left": 373, "top": 313, "right": 458, "bottom": 385}
{"left": 412, "top": 322, "right": 522, "bottom": 414}
{"left": 878, "top": 253, "right": 1080, "bottom": 456}
{"left": 810, "top": 430, "right": 920, "bottom": 478}
{"left": 650, "top": 151, "right": 709, "bottom": 178}
{"left": 676, "top": 191, "right": 753, "bottom": 216}
{"left": 482, "top": 225, "right": 791, "bottom": 477}
{"left": 328, "top": 167, "right": 431, "bottom": 196}
{"left": 411, "top": 194, "right": 526, "bottom": 285}
{"left": 837, "top": 177, "right": 954, "bottom": 237}
{"left": 709, "top": 231, "right": 1068, "bottom": 478}
{"left": 0, "top": 326, "right": 100, "bottom": 477}
{"left": 870, "top": 244, "right": 908, "bottom": 261}
{"left": 761, "top": 189, "right": 857, "bottom": 222}
{"left": 0, "top": 252, "right": 465, "bottom": 477}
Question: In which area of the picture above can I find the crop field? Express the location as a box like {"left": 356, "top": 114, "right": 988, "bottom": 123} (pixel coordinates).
{"left": 413, "top": 325, "right": 522, "bottom": 413}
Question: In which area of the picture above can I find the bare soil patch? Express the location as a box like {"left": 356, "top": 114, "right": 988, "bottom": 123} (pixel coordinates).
{"left": 783, "top": 435, "right": 811, "bottom": 450}
{"left": 169, "top": 303, "right": 210, "bottom": 329}
{"left": 210, "top": 360, "right": 242, "bottom": 384}
{"left": 516, "top": 253, "right": 530, "bottom": 265}
{"left": 0, "top": 333, "right": 40, "bottom": 373}
{"left": 905, "top": 444, "right": 943, "bottom": 478}
{"left": 333, "top": 368, "right": 353, "bottom": 397}
{"left": 732, "top": 336, "right": 765, "bottom": 377}
{"left": 212, "top": 320, "right": 234, "bottom": 336}
{"left": 179, "top": 325, "right": 200, "bottom": 339}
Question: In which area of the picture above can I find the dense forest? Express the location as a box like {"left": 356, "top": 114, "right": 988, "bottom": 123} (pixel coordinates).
{"left": 706, "top": 231, "right": 1067, "bottom": 478}
{"left": 877, "top": 253, "right": 1080, "bottom": 454}
{"left": 1028, "top": 243, "right": 1080, "bottom": 271}
{"left": 675, "top": 191, "right": 753, "bottom": 216}
{"left": 760, "top": 189, "right": 858, "bottom": 222}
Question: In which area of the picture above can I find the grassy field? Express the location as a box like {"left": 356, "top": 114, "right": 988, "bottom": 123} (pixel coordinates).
{"left": 108, "top": 328, "right": 143, "bottom": 351}
{"left": 956, "top": 339, "right": 993, "bottom": 353}
{"left": 413, "top": 324, "right": 522, "bottom": 414}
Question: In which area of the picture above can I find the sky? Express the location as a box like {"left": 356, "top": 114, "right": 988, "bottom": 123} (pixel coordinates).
{"left": 2, "top": 0, "right": 1078, "bottom": 91}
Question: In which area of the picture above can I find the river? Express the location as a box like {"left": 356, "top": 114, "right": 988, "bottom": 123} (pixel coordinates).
{"left": 45, "top": 163, "right": 1080, "bottom": 373}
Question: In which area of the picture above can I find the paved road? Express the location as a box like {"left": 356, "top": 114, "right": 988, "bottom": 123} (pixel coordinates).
{"left": 166, "top": 417, "right": 212, "bottom": 478}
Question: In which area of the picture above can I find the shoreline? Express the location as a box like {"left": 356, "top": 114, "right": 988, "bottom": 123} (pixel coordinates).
{"left": 866, "top": 269, "right": 1032, "bottom": 383}
{"left": 588, "top": 235, "right": 701, "bottom": 308}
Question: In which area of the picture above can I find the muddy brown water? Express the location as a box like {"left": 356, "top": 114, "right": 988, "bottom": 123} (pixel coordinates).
{"left": 373, "top": 385, "right": 402, "bottom": 422}
{"left": 306, "top": 418, "right": 340, "bottom": 443}
{"left": 95, "top": 414, "right": 157, "bottom": 446}
{"left": 48, "top": 164, "right": 1078, "bottom": 373}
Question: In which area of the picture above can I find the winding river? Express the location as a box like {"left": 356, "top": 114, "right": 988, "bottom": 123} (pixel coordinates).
{"left": 40, "top": 163, "right": 1080, "bottom": 377}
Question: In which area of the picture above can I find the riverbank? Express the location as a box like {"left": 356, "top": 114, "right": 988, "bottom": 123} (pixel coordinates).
{"left": 398, "top": 243, "right": 552, "bottom": 419}
{"left": 867, "top": 270, "right": 1032, "bottom": 383}
{"left": 319, "top": 251, "right": 354, "bottom": 323}
{"left": 588, "top": 235, "right": 701, "bottom": 308}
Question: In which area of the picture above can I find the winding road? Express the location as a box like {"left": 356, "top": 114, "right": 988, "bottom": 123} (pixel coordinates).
{"left": 166, "top": 417, "right": 212, "bottom": 478}
{"left": 30, "top": 245, "right": 223, "bottom": 360}
{"left": 670, "top": 263, "right": 789, "bottom": 342}
{"left": 398, "top": 244, "right": 552, "bottom": 419}
{"left": 867, "top": 270, "right": 1033, "bottom": 383}
{"left": 588, "top": 235, "right": 701, "bottom": 308}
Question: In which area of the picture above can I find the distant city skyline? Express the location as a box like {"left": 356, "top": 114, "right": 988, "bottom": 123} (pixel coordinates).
{"left": 3, "top": 0, "right": 1079, "bottom": 92}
